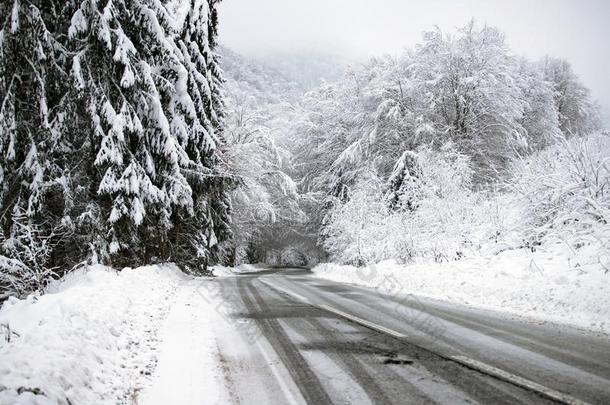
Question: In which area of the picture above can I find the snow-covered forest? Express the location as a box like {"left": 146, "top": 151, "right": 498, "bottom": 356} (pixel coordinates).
{"left": 220, "top": 21, "right": 606, "bottom": 269}
{"left": 1, "top": 0, "right": 607, "bottom": 298}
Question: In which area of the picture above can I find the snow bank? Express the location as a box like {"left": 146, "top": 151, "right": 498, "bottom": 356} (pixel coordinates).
{"left": 140, "top": 277, "right": 229, "bottom": 405}
{"left": 312, "top": 241, "right": 610, "bottom": 333}
{"left": 0, "top": 264, "right": 185, "bottom": 405}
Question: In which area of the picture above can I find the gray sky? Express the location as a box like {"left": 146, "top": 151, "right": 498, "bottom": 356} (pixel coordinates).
{"left": 219, "top": 0, "right": 610, "bottom": 124}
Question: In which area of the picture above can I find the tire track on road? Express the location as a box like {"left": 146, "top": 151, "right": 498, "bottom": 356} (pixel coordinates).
{"left": 237, "top": 277, "right": 333, "bottom": 404}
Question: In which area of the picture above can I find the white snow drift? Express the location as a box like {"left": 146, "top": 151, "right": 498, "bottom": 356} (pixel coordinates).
{"left": 313, "top": 239, "right": 610, "bottom": 334}
{"left": 0, "top": 264, "right": 224, "bottom": 405}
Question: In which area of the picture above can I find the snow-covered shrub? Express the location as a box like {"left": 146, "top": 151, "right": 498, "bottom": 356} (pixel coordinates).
{"left": 0, "top": 209, "right": 66, "bottom": 300}
{"left": 322, "top": 146, "right": 510, "bottom": 264}
{"left": 511, "top": 131, "right": 610, "bottom": 248}
{"left": 388, "top": 146, "right": 514, "bottom": 262}
{"left": 323, "top": 132, "right": 610, "bottom": 267}
{"left": 321, "top": 170, "right": 392, "bottom": 265}
{"left": 0, "top": 256, "right": 32, "bottom": 301}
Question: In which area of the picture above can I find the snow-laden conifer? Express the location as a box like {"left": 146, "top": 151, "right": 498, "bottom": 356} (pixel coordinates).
{"left": 1, "top": 0, "right": 233, "bottom": 296}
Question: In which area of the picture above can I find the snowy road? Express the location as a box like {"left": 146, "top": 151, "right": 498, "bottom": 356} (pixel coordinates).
{"left": 213, "top": 267, "right": 610, "bottom": 405}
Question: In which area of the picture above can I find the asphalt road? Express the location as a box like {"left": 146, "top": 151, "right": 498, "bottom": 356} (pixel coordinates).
{"left": 213, "top": 268, "right": 610, "bottom": 405}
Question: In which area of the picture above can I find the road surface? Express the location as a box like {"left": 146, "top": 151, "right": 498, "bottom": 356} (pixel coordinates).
{"left": 210, "top": 268, "right": 610, "bottom": 405}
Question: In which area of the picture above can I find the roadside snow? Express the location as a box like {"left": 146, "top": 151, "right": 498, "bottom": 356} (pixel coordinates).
{"left": 140, "top": 276, "right": 228, "bottom": 405}
{"left": 0, "top": 264, "right": 223, "bottom": 405}
{"left": 312, "top": 241, "right": 610, "bottom": 334}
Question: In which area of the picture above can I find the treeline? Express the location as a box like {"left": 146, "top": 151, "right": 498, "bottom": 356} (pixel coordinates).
{"left": 220, "top": 22, "right": 605, "bottom": 265}
{"left": 289, "top": 22, "right": 599, "bottom": 194}
{"left": 284, "top": 22, "right": 604, "bottom": 265}
{"left": 0, "top": 0, "right": 232, "bottom": 298}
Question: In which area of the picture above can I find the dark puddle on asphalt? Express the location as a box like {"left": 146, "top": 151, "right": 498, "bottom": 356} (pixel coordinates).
{"left": 232, "top": 306, "right": 335, "bottom": 321}
{"left": 294, "top": 341, "right": 418, "bottom": 366}
{"left": 383, "top": 352, "right": 415, "bottom": 365}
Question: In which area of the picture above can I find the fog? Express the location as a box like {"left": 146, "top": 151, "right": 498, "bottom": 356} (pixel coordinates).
{"left": 219, "top": 0, "right": 610, "bottom": 125}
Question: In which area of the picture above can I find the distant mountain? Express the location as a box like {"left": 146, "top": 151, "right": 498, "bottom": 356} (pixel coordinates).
{"left": 218, "top": 46, "right": 305, "bottom": 105}
{"left": 218, "top": 46, "right": 353, "bottom": 104}
{"left": 256, "top": 50, "right": 351, "bottom": 90}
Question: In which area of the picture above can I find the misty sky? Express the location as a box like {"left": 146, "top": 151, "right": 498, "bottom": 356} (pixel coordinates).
{"left": 219, "top": 0, "right": 610, "bottom": 124}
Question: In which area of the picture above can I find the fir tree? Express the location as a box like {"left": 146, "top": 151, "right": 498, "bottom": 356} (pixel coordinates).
{"left": 64, "top": 0, "right": 234, "bottom": 270}
{"left": 170, "top": 0, "right": 234, "bottom": 271}
{"left": 1, "top": 0, "right": 233, "bottom": 296}
{"left": 385, "top": 151, "right": 423, "bottom": 212}
{"left": 0, "top": 1, "right": 70, "bottom": 295}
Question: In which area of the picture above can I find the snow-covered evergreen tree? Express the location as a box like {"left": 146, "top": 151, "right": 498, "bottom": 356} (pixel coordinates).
{"left": 66, "top": 0, "right": 198, "bottom": 265}
{"left": 62, "top": 0, "right": 234, "bottom": 270}
{"left": 1, "top": 0, "right": 232, "bottom": 296}
{"left": 385, "top": 151, "right": 423, "bottom": 212}
{"left": 0, "top": 1, "right": 69, "bottom": 295}
{"left": 171, "top": 0, "right": 234, "bottom": 270}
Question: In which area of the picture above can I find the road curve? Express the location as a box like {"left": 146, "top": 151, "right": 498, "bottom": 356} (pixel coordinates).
{"left": 213, "top": 267, "right": 610, "bottom": 405}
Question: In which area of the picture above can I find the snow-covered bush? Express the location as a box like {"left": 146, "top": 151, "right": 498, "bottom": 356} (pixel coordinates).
{"left": 511, "top": 131, "right": 610, "bottom": 248}
{"left": 0, "top": 256, "right": 33, "bottom": 301}
{"left": 322, "top": 146, "right": 511, "bottom": 264}
{"left": 321, "top": 171, "right": 390, "bottom": 265}
{"left": 390, "top": 146, "right": 519, "bottom": 262}
{"left": 322, "top": 132, "right": 610, "bottom": 267}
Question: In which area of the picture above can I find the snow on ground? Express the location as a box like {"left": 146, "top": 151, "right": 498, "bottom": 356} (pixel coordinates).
{"left": 312, "top": 241, "right": 610, "bottom": 334}
{"left": 140, "top": 277, "right": 229, "bottom": 405}
{"left": 0, "top": 264, "right": 228, "bottom": 405}
{"left": 211, "top": 263, "right": 266, "bottom": 277}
